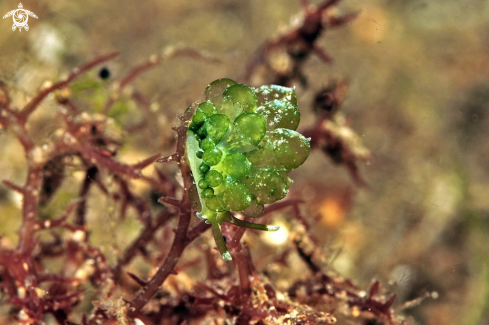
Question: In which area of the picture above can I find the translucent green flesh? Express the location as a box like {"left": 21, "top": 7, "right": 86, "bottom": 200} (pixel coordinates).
{"left": 186, "top": 79, "right": 310, "bottom": 260}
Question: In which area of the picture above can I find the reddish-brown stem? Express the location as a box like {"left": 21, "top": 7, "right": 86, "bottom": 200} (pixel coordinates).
{"left": 75, "top": 167, "right": 97, "bottom": 226}
{"left": 262, "top": 198, "right": 304, "bottom": 217}
{"left": 229, "top": 237, "right": 252, "bottom": 304}
{"left": 61, "top": 97, "right": 82, "bottom": 115}
{"left": 2, "top": 180, "right": 25, "bottom": 194}
{"left": 158, "top": 197, "right": 184, "bottom": 209}
{"left": 19, "top": 52, "right": 119, "bottom": 124}
{"left": 230, "top": 244, "right": 270, "bottom": 324}
{"left": 74, "top": 142, "right": 142, "bottom": 178}
{"left": 103, "top": 47, "right": 219, "bottom": 114}
{"left": 317, "top": 0, "right": 341, "bottom": 11}
{"left": 36, "top": 200, "right": 81, "bottom": 231}
{"left": 129, "top": 107, "right": 195, "bottom": 312}
{"left": 0, "top": 83, "right": 11, "bottom": 112}
{"left": 112, "top": 210, "right": 176, "bottom": 281}
{"left": 132, "top": 153, "right": 161, "bottom": 170}
{"left": 18, "top": 165, "right": 43, "bottom": 255}
{"left": 128, "top": 185, "right": 191, "bottom": 312}
{"left": 187, "top": 220, "right": 211, "bottom": 242}
{"left": 118, "top": 47, "right": 217, "bottom": 90}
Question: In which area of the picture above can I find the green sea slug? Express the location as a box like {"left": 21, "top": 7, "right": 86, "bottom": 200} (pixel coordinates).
{"left": 187, "top": 78, "right": 310, "bottom": 260}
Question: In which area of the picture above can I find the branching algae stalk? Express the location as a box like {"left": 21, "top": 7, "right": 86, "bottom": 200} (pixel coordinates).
{"left": 186, "top": 79, "right": 310, "bottom": 260}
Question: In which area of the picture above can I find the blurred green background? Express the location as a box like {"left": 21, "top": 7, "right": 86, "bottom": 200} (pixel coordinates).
{"left": 1, "top": 0, "right": 489, "bottom": 324}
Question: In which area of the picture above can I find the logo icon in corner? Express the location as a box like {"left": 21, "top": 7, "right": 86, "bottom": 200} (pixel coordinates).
{"left": 3, "top": 3, "right": 38, "bottom": 32}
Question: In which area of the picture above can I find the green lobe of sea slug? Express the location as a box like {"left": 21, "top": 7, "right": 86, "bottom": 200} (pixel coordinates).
{"left": 204, "top": 78, "right": 237, "bottom": 108}
{"left": 269, "top": 129, "right": 310, "bottom": 170}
